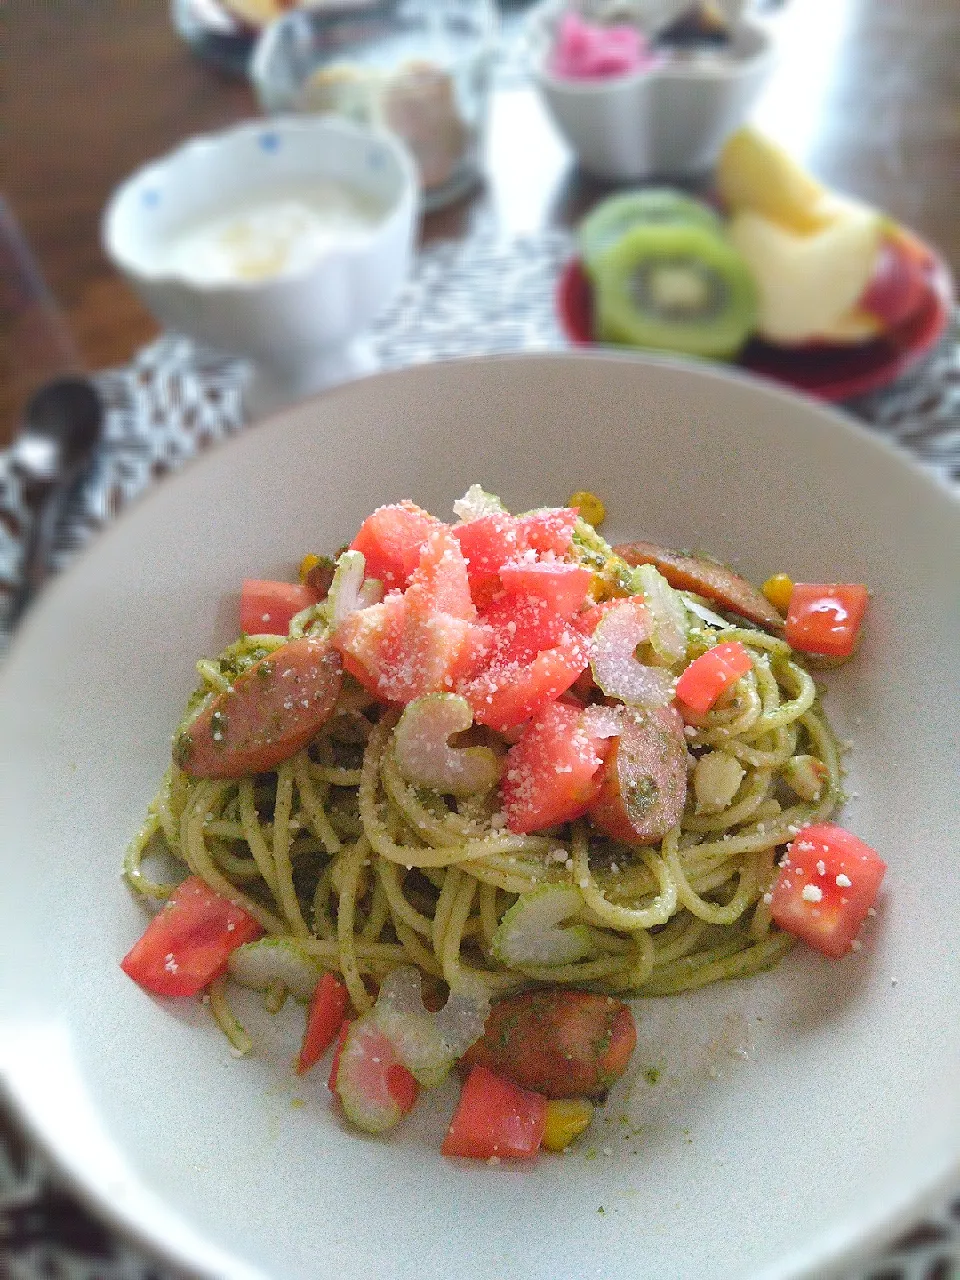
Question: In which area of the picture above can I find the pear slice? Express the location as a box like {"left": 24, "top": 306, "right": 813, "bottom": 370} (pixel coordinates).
{"left": 717, "top": 127, "right": 830, "bottom": 234}
{"left": 727, "top": 206, "right": 883, "bottom": 344}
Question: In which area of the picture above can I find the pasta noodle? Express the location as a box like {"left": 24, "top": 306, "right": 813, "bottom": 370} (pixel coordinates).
{"left": 125, "top": 568, "right": 846, "bottom": 1010}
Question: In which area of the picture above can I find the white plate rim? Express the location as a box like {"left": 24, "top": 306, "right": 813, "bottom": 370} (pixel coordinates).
{"left": 1, "top": 349, "right": 958, "bottom": 1280}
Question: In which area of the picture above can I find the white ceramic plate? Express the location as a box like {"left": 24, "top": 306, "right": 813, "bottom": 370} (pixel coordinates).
{"left": 1, "top": 353, "right": 958, "bottom": 1280}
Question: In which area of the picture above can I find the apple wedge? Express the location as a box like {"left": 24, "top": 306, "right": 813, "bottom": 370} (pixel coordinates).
{"left": 815, "top": 308, "right": 883, "bottom": 345}
{"left": 727, "top": 203, "right": 884, "bottom": 344}
{"left": 716, "top": 128, "right": 830, "bottom": 235}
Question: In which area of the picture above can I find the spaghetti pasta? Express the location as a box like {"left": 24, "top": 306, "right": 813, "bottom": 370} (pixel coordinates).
{"left": 124, "top": 493, "right": 849, "bottom": 1021}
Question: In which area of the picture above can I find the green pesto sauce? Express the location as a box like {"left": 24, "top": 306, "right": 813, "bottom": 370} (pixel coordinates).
{"left": 625, "top": 775, "right": 659, "bottom": 820}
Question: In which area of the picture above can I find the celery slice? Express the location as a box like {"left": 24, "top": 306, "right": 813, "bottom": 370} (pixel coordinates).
{"left": 633, "top": 563, "right": 688, "bottom": 666}
{"left": 227, "top": 937, "right": 323, "bottom": 1002}
{"left": 492, "top": 884, "right": 594, "bottom": 968}
{"left": 393, "top": 694, "right": 500, "bottom": 797}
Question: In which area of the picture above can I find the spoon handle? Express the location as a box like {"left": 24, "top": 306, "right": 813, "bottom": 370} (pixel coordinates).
{"left": 6, "top": 377, "right": 105, "bottom": 631}
{"left": 7, "top": 481, "right": 73, "bottom": 630}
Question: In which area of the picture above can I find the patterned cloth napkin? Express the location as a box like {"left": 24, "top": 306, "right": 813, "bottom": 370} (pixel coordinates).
{"left": 1, "top": 231, "right": 958, "bottom": 1279}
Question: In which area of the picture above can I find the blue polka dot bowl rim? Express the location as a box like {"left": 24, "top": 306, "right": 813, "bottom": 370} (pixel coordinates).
{"left": 102, "top": 115, "right": 418, "bottom": 291}
{"left": 101, "top": 116, "right": 418, "bottom": 408}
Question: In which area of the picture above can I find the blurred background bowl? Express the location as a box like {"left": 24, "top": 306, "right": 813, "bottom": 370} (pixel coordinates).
{"left": 527, "top": 6, "right": 775, "bottom": 181}
{"left": 102, "top": 115, "right": 417, "bottom": 415}
{"left": 251, "top": 0, "right": 498, "bottom": 212}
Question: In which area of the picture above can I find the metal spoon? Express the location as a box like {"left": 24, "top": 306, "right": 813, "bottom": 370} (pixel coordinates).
{"left": 7, "top": 376, "right": 105, "bottom": 629}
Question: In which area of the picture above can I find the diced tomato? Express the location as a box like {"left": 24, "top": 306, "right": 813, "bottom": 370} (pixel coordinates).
{"left": 336, "top": 596, "right": 489, "bottom": 705}
{"left": 442, "top": 1066, "right": 547, "bottom": 1160}
{"left": 674, "top": 641, "right": 753, "bottom": 716}
{"left": 572, "top": 598, "right": 621, "bottom": 637}
{"left": 405, "top": 528, "right": 476, "bottom": 621}
{"left": 468, "top": 578, "right": 506, "bottom": 613}
{"left": 479, "top": 590, "right": 568, "bottom": 661}
{"left": 175, "top": 636, "right": 343, "bottom": 778}
{"left": 239, "top": 579, "right": 321, "bottom": 637}
{"left": 502, "top": 701, "right": 610, "bottom": 834}
{"left": 120, "top": 876, "right": 263, "bottom": 997}
{"left": 334, "top": 531, "right": 491, "bottom": 704}
{"left": 333, "top": 598, "right": 403, "bottom": 697}
{"left": 460, "top": 627, "right": 590, "bottom": 731}
{"left": 297, "top": 973, "right": 350, "bottom": 1075}
{"left": 770, "top": 823, "right": 886, "bottom": 959}
{"left": 452, "top": 513, "right": 520, "bottom": 596}
{"left": 588, "top": 704, "right": 687, "bottom": 844}
{"left": 330, "top": 1013, "right": 420, "bottom": 1134}
{"left": 349, "top": 501, "right": 442, "bottom": 592}
{"left": 460, "top": 990, "right": 636, "bottom": 1099}
{"left": 516, "top": 508, "right": 578, "bottom": 557}
{"left": 499, "top": 561, "right": 592, "bottom": 620}
{"left": 785, "top": 583, "right": 869, "bottom": 658}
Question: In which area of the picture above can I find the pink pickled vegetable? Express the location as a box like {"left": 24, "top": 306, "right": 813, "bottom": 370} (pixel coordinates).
{"left": 549, "top": 12, "right": 661, "bottom": 81}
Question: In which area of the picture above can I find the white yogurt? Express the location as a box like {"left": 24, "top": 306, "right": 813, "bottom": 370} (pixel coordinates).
{"left": 158, "top": 181, "right": 388, "bottom": 284}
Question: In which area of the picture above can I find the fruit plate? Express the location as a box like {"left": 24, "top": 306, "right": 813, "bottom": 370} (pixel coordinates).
{"left": 1, "top": 353, "right": 959, "bottom": 1280}
{"left": 556, "top": 240, "right": 954, "bottom": 401}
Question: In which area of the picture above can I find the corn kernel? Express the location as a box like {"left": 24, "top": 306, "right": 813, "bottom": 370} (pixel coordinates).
{"left": 762, "top": 572, "right": 794, "bottom": 612}
{"left": 568, "top": 490, "right": 605, "bottom": 528}
{"left": 542, "top": 1097, "right": 594, "bottom": 1152}
{"left": 299, "top": 553, "right": 321, "bottom": 584}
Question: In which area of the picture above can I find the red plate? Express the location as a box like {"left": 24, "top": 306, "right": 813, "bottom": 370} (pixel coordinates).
{"left": 556, "top": 240, "right": 954, "bottom": 402}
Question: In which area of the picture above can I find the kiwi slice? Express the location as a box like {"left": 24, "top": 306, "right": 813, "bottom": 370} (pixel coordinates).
{"left": 580, "top": 189, "right": 722, "bottom": 271}
{"left": 592, "top": 222, "right": 757, "bottom": 361}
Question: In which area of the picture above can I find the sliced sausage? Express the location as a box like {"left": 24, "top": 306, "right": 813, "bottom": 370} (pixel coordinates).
{"left": 459, "top": 989, "right": 636, "bottom": 1099}
{"left": 588, "top": 703, "right": 687, "bottom": 844}
{"left": 616, "top": 540, "right": 785, "bottom": 632}
{"left": 174, "top": 636, "right": 343, "bottom": 778}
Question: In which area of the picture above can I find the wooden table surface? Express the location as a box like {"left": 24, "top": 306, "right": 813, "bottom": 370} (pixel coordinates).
{"left": 3, "top": 0, "right": 958, "bottom": 448}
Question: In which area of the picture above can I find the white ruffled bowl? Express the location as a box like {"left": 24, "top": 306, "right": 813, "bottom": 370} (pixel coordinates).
{"left": 102, "top": 116, "right": 418, "bottom": 415}
{"left": 528, "top": 6, "right": 775, "bottom": 181}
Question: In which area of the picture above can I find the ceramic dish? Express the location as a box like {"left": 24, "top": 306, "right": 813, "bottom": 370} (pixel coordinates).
{"left": 1, "top": 353, "right": 958, "bottom": 1280}
{"left": 556, "top": 239, "right": 954, "bottom": 401}
{"left": 527, "top": 4, "right": 775, "bottom": 180}
{"left": 102, "top": 117, "right": 418, "bottom": 416}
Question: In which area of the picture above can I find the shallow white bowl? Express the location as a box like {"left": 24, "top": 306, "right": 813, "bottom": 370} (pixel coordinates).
{"left": 102, "top": 116, "right": 418, "bottom": 415}
{"left": 529, "top": 8, "right": 775, "bottom": 180}
{"left": 1, "top": 353, "right": 958, "bottom": 1280}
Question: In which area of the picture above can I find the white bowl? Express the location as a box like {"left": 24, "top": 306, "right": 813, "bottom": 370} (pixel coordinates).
{"left": 1, "top": 353, "right": 958, "bottom": 1280}
{"left": 528, "top": 7, "right": 775, "bottom": 180}
{"left": 102, "top": 116, "right": 418, "bottom": 415}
